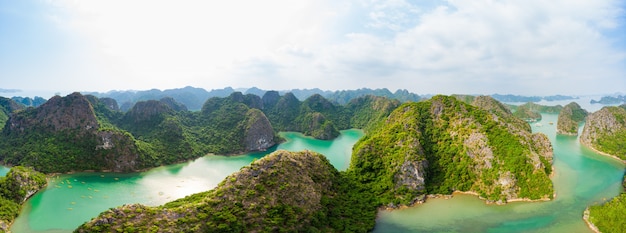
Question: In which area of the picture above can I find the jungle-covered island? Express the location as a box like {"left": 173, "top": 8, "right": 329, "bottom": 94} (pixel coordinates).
{"left": 556, "top": 102, "right": 588, "bottom": 135}
{"left": 0, "top": 88, "right": 624, "bottom": 232}
{"left": 0, "top": 166, "right": 46, "bottom": 232}
{"left": 581, "top": 104, "right": 626, "bottom": 233}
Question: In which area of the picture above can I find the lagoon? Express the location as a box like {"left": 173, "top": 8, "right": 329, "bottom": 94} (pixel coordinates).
{"left": 4, "top": 112, "right": 625, "bottom": 233}
{"left": 9, "top": 130, "right": 363, "bottom": 233}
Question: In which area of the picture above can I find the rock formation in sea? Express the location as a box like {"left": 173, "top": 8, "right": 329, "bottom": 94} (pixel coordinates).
{"left": 580, "top": 106, "right": 626, "bottom": 162}
{"left": 76, "top": 150, "right": 377, "bottom": 232}
{"left": 556, "top": 102, "right": 588, "bottom": 135}
{"left": 0, "top": 166, "right": 47, "bottom": 231}
{"left": 350, "top": 95, "right": 554, "bottom": 207}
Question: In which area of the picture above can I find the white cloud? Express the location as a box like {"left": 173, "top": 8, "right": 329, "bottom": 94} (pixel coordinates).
{"left": 16, "top": 0, "right": 625, "bottom": 95}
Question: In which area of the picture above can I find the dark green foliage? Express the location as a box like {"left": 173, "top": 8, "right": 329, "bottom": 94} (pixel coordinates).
{"left": 350, "top": 95, "right": 553, "bottom": 205}
{"left": 324, "top": 88, "right": 420, "bottom": 105}
{"left": 557, "top": 102, "right": 588, "bottom": 135}
{"left": 512, "top": 102, "right": 560, "bottom": 121}
{"left": 76, "top": 151, "right": 378, "bottom": 233}
{"left": 263, "top": 92, "right": 400, "bottom": 139}
{"left": 0, "top": 92, "right": 278, "bottom": 173}
{"left": 0, "top": 166, "right": 47, "bottom": 228}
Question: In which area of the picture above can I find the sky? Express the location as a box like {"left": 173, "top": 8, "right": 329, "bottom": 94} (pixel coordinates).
{"left": 1, "top": 0, "right": 625, "bottom": 98}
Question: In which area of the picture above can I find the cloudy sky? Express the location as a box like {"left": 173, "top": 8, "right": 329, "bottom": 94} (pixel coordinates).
{"left": 1, "top": 0, "right": 625, "bottom": 97}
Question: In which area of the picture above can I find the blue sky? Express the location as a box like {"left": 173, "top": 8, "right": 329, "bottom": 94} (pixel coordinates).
{"left": 1, "top": 0, "right": 625, "bottom": 98}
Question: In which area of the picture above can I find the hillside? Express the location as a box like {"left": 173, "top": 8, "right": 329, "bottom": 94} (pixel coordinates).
{"left": 580, "top": 106, "right": 626, "bottom": 162}
{"left": 76, "top": 150, "right": 377, "bottom": 233}
{"left": 261, "top": 92, "right": 400, "bottom": 139}
{"left": 0, "top": 97, "right": 25, "bottom": 131}
{"left": 349, "top": 95, "right": 554, "bottom": 206}
{"left": 0, "top": 166, "right": 47, "bottom": 232}
{"left": 556, "top": 102, "right": 588, "bottom": 135}
{"left": 0, "top": 92, "right": 277, "bottom": 173}
{"left": 511, "top": 102, "right": 563, "bottom": 122}
{"left": 0, "top": 90, "right": 400, "bottom": 173}
{"left": 587, "top": 175, "right": 626, "bottom": 233}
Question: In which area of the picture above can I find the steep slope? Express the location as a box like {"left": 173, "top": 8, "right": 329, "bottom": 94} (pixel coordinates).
{"left": 349, "top": 95, "right": 553, "bottom": 206}
{"left": 556, "top": 102, "right": 588, "bottom": 135}
{"left": 0, "top": 93, "right": 144, "bottom": 173}
{"left": 511, "top": 102, "right": 562, "bottom": 122}
{"left": 0, "top": 97, "right": 25, "bottom": 131}
{"left": 580, "top": 106, "right": 626, "bottom": 162}
{"left": 0, "top": 166, "right": 46, "bottom": 232}
{"left": 198, "top": 92, "right": 276, "bottom": 154}
{"left": 346, "top": 95, "right": 401, "bottom": 132}
{"left": 263, "top": 92, "right": 401, "bottom": 139}
{"left": 76, "top": 150, "right": 377, "bottom": 233}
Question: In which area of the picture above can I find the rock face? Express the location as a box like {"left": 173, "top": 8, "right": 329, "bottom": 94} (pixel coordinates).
{"left": 0, "top": 93, "right": 142, "bottom": 173}
{"left": 557, "top": 102, "right": 588, "bottom": 135}
{"left": 243, "top": 109, "right": 275, "bottom": 151}
{"left": 6, "top": 93, "right": 99, "bottom": 134}
{"left": 76, "top": 150, "right": 376, "bottom": 232}
{"left": 580, "top": 106, "right": 626, "bottom": 162}
{"left": 350, "top": 95, "right": 554, "bottom": 206}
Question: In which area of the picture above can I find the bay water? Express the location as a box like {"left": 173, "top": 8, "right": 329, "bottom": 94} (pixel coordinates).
{"left": 9, "top": 130, "right": 363, "bottom": 232}
{"left": 3, "top": 111, "right": 625, "bottom": 232}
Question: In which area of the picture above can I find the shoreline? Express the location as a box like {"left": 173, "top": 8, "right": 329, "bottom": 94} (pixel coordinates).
{"left": 579, "top": 140, "right": 625, "bottom": 164}
{"left": 582, "top": 208, "right": 601, "bottom": 233}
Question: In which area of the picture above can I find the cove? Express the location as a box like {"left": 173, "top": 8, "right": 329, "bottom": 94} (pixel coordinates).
{"left": 374, "top": 113, "right": 625, "bottom": 233}
{"left": 9, "top": 129, "right": 364, "bottom": 233}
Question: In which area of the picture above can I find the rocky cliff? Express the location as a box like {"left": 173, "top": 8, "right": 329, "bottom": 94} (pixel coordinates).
{"left": 580, "top": 106, "right": 626, "bottom": 162}
{"left": 0, "top": 93, "right": 142, "bottom": 173}
{"left": 243, "top": 109, "right": 275, "bottom": 151}
{"left": 76, "top": 150, "right": 377, "bottom": 232}
{"left": 349, "top": 95, "right": 553, "bottom": 206}
{"left": 557, "top": 102, "right": 588, "bottom": 135}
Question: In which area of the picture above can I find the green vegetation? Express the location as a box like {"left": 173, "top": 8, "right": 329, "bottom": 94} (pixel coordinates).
{"left": 1, "top": 91, "right": 400, "bottom": 173}
{"left": 0, "top": 166, "right": 47, "bottom": 232}
{"left": 581, "top": 106, "right": 626, "bottom": 161}
{"left": 349, "top": 95, "right": 553, "bottom": 206}
{"left": 76, "top": 151, "right": 378, "bottom": 233}
{"left": 557, "top": 102, "right": 588, "bottom": 135}
{"left": 0, "top": 92, "right": 276, "bottom": 173}
{"left": 75, "top": 95, "right": 558, "bottom": 232}
{"left": 511, "top": 102, "right": 563, "bottom": 122}
{"left": 588, "top": 175, "right": 626, "bottom": 233}
{"left": 262, "top": 92, "right": 400, "bottom": 139}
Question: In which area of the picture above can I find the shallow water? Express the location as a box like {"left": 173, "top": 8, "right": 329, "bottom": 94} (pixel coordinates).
{"left": 374, "top": 113, "right": 625, "bottom": 233}
{"left": 9, "top": 129, "right": 363, "bottom": 233}
{"left": 0, "top": 166, "right": 9, "bottom": 177}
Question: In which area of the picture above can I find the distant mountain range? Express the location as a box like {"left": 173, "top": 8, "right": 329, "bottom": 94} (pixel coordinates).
{"left": 3, "top": 86, "right": 596, "bottom": 112}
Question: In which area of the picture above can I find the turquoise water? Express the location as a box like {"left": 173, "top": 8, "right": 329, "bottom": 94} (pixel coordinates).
{"left": 0, "top": 166, "right": 9, "bottom": 177}
{"left": 5, "top": 112, "right": 625, "bottom": 232}
{"left": 9, "top": 129, "right": 363, "bottom": 233}
{"left": 374, "top": 113, "right": 625, "bottom": 233}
